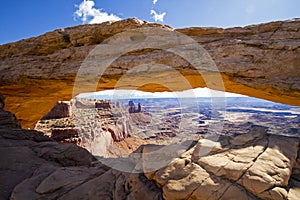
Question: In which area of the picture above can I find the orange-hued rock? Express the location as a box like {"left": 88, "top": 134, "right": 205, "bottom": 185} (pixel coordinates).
{"left": 0, "top": 18, "right": 300, "bottom": 128}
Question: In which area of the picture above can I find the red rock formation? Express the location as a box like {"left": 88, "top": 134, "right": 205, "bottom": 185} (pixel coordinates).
{"left": 42, "top": 101, "right": 71, "bottom": 120}
{"left": 51, "top": 128, "right": 80, "bottom": 144}
{"left": 130, "top": 112, "right": 152, "bottom": 125}
{"left": 36, "top": 98, "right": 133, "bottom": 156}
{"left": 106, "top": 124, "right": 127, "bottom": 142}
{"left": 95, "top": 100, "right": 111, "bottom": 109}
{"left": 128, "top": 100, "right": 136, "bottom": 113}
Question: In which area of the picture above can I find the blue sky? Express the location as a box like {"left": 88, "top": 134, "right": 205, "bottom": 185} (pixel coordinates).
{"left": 0, "top": 0, "right": 299, "bottom": 44}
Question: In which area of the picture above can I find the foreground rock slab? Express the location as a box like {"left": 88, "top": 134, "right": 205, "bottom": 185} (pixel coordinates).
{"left": 147, "top": 126, "right": 300, "bottom": 199}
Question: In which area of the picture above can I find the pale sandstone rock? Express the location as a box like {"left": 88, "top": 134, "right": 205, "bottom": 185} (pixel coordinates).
{"left": 238, "top": 135, "right": 299, "bottom": 198}
{"left": 193, "top": 127, "right": 268, "bottom": 181}
{"left": 259, "top": 187, "right": 288, "bottom": 200}
{"left": 152, "top": 158, "right": 194, "bottom": 186}
{"left": 288, "top": 179, "right": 300, "bottom": 200}
{"left": 189, "top": 177, "right": 235, "bottom": 200}
{"left": 142, "top": 143, "right": 191, "bottom": 178}
{"left": 219, "top": 184, "right": 257, "bottom": 200}
{"left": 147, "top": 127, "right": 299, "bottom": 200}
{"left": 161, "top": 163, "right": 212, "bottom": 200}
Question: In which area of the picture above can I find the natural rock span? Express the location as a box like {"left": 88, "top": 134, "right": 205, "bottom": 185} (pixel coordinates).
{"left": 0, "top": 18, "right": 299, "bottom": 128}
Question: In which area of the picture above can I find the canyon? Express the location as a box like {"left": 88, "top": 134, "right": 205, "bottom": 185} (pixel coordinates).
{"left": 1, "top": 94, "right": 300, "bottom": 199}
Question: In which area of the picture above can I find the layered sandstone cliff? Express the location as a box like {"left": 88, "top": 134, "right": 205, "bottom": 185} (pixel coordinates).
{"left": 35, "top": 98, "right": 137, "bottom": 156}
{"left": 0, "top": 18, "right": 299, "bottom": 128}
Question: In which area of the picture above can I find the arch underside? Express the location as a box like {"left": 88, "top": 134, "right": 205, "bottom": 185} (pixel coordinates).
{"left": 1, "top": 69, "right": 299, "bottom": 129}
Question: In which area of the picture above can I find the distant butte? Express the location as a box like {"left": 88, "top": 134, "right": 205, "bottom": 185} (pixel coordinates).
{"left": 0, "top": 18, "right": 299, "bottom": 128}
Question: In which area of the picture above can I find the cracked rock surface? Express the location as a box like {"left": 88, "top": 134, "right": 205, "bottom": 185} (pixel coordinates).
{"left": 147, "top": 126, "right": 300, "bottom": 199}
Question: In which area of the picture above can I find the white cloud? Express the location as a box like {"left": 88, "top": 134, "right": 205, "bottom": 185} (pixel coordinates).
{"left": 150, "top": 9, "right": 166, "bottom": 22}
{"left": 74, "top": 0, "right": 121, "bottom": 24}
{"left": 152, "top": 0, "right": 158, "bottom": 5}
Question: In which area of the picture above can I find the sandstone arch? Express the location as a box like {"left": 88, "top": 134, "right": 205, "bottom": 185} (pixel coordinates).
{"left": 0, "top": 18, "right": 299, "bottom": 128}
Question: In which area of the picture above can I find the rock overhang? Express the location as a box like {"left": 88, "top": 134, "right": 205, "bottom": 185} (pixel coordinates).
{"left": 0, "top": 18, "right": 299, "bottom": 128}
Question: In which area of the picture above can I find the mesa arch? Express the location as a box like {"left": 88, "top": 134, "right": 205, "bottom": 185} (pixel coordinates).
{"left": 0, "top": 18, "right": 299, "bottom": 129}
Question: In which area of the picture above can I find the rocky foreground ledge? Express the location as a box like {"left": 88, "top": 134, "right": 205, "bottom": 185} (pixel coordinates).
{"left": 1, "top": 96, "right": 300, "bottom": 199}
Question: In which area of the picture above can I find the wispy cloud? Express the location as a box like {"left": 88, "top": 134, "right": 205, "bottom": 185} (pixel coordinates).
{"left": 74, "top": 0, "right": 121, "bottom": 24}
{"left": 152, "top": 0, "right": 158, "bottom": 5}
{"left": 150, "top": 9, "right": 166, "bottom": 22}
